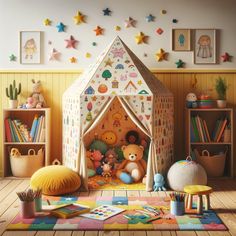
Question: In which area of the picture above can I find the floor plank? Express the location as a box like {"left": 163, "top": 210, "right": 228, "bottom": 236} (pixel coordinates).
{"left": 0, "top": 179, "right": 12, "bottom": 191}
{"left": 54, "top": 231, "right": 72, "bottom": 236}
{"left": 35, "top": 231, "right": 55, "bottom": 236}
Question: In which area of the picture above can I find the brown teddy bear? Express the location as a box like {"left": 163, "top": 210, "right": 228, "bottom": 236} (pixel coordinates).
{"left": 116, "top": 144, "right": 146, "bottom": 184}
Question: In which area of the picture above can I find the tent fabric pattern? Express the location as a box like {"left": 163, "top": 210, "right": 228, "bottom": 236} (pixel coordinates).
{"left": 63, "top": 36, "right": 174, "bottom": 191}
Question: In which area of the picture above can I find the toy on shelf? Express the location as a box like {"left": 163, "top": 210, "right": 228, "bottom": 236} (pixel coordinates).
{"left": 197, "top": 93, "right": 214, "bottom": 109}
{"left": 153, "top": 173, "right": 166, "bottom": 191}
{"left": 186, "top": 93, "right": 197, "bottom": 108}
{"left": 116, "top": 144, "right": 147, "bottom": 184}
{"left": 26, "top": 80, "right": 46, "bottom": 108}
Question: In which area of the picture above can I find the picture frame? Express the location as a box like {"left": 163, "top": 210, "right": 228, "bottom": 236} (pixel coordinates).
{"left": 19, "top": 31, "right": 41, "bottom": 64}
{"left": 172, "top": 29, "right": 191, "bottom": 51}
{"left": 193, "top": 29, "right": 217, "bottom": 64}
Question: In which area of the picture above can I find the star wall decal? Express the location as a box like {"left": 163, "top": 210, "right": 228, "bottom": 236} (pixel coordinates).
{"left": 9, "top": 54, "right": 17, "bottom": 61}
{"left": 135, "top": 32, "right": 148, "bottom": 44}
{"left": 65, "top": 35, "right": 78, "bottom": 49}
{"left": 49, "top": 48, "right": 60, "bottom": 61}
{"left": 94, "top": 26, "right": 104, "bottom": 36}
{"left": 156, "top": 48, "right": 167, "bottom": 61}
{"left": 111, "top": 48, "right": 125, "bottom": 58}
{"left": 44, "top": 18, "right": 51, "bottom": 26}
{"left": 124, "top": 17, "right": 136, "bottom": 28}
{"left": 69, "top": 57, "right": 77, "bottom": 63}
{"left": 175, "top": 59, "right": 184, "bottom": 68}
{"left": 221, "top": 52, "right": 231, "bottom": 62}
{"left": 115, "top": 25, "right": 121, "bottom": 31}
{"left": 146, "top": 14, "right": 155, "bottom": 22}
{"left": 73, "top": 11, "right": 85, "bottom": 25}
{"left": 103, "top": 8, "right": 111, "bottom": 16}
{"left": 56, "top": 22, "right": 65, "bottom": 32}
{"left": 104, "top": 58, "right": 114, "bottom": 67}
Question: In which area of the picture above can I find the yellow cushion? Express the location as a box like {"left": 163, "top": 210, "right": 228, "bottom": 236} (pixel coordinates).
{"left": 30, "top": 165, "right": 81, "bottom": 196}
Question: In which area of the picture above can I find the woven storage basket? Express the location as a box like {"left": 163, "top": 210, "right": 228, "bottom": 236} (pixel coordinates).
{"left": 195, "top": 149, "right": 226, "bottom": 177}
{"left": 10, "top": 148, "right": 44, "bottom": 177}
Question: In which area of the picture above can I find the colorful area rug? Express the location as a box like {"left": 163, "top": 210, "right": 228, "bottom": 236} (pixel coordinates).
{"left": 7, "top": 196, "right": 227, "bottom": 231}
{"left": 88, "top": 176, "right": 145, "bottom": 190}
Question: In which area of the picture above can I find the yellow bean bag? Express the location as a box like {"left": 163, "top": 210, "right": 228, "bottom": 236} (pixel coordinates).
{"left": 30, "top": 165, "right": 81, "bottom": 195}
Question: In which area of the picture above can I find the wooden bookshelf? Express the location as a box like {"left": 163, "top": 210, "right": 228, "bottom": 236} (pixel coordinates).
{"left": 186, "top": 108, "right": 233, "bottom": 177}
{"left": 2, "top": 108, "right": 51, "bottom": 177}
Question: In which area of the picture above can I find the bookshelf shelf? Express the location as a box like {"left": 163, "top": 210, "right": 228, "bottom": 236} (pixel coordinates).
{"left": 186, "top": 108, "right": 233, "bottom": 178}
{"left": 2, "top": 108, "right": 51, "bottom": 177}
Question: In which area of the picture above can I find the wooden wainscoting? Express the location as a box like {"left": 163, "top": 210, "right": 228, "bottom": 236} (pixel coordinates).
{"left": 1, "top": 69, "right": 236, "bottom": 176}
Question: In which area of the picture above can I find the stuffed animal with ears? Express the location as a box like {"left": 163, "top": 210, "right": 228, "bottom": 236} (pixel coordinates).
{"left": 27, "top": 79, "right": 46, "bottom": 108}
{"left": 116, "top": 144, "right": 147, "bottom": 184}
{"left": 153, "top": 173, "right": 166, "bottom": 191}
{"left": 101, "top": 162, "right": 112, "bottom": 178}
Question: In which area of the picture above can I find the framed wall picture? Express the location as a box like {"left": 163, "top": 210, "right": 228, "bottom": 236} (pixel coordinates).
{"left": 19, "top": 31, "right": 41, "bottom": 64}
{"left": 193, "top": 29, "right": 217, "bottom": 64}
{"left": 172, "top": 29, "right": 191, "bottom": 51}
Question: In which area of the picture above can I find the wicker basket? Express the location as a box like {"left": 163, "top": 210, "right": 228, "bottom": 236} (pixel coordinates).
{"left": 10, "top": 148, "right": 44, "bottom": 177}
{"left": 194, "top": 149, "right": 226, "bottom": 177}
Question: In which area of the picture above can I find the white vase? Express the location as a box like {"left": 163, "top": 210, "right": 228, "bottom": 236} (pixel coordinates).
{"left": 216, "top": 100, "right": 227, "bottom": 108}
{"left": 9, "top": 100, "right": 18, "bottom": 109}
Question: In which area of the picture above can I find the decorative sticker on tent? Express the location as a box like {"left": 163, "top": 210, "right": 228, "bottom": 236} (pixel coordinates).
{"left": 82, "top": 37, "right": 152, "bottom": 95}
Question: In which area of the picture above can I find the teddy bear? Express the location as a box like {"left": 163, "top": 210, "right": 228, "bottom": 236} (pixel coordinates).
{"left": 116, "top": 144, "right": 147, "bottom": 184}
{"left": 27, "top": 79, "right": 46, "bottom": 108}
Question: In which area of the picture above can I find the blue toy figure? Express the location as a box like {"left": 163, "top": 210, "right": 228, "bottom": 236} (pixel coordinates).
{"left": 153, "top": 173, "right": 166, "bottom": 191}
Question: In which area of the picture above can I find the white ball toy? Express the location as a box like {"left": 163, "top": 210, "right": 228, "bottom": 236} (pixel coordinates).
{"left": 167, "top": 157, "right": 207, "bottom": 191}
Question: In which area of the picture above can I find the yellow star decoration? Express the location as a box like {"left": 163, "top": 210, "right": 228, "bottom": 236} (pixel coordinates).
{"left": 156, "top": 48, "right": 167, "bottom": 61}
{"left": 69, "top": 57, "right": 77, "bottom": 63}
{"left": 44, "top": 18, "right": 51, "bottom": 26}
{"left": 74, "top": 11, "right": 85, "bottom": 25}
{"left": 135, "top": 32, "right": 148, "bottom": 44}
{"left": 137, "top": 80, "right": 143, "bottom": 85}
{"left": 85, "top": 53, "right": 91, "bottom": 58}
{"left": 104, "top": 58, "right": 114, "bottom": 67}
{"left": 115, "top": 25, "right": 121, "bottom": 31}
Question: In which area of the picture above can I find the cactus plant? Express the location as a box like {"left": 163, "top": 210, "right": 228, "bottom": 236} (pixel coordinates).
{"left": 6, "top": 80, "right": 21, "bottom": 100}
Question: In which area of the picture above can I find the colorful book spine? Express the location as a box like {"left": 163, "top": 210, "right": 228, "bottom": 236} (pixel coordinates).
{"left": 39, "top": 116, "right": 45, "bottom": 142}
{"left": 214, "top": 119, "right": 223, "bottom": 142}
{"left": 4, "top": 118, "right": 12, "bottom": 142}
{"left": 191, "top": 117, "right": 200, "bottom": 142}
{"left": 190, "top": 121, "right": 196, "bottom": 142}
{"left": 9, "top": 119, "right": 19, "bottom": 142}
{"left": 30, "top": 115, "right": 38, "bottom": 141}
{"left": 13, "top": 120, "right": 25, "bottom": 142}
{"left": 34, "top": 116, "right": 42, "bottom": 142}
{"left": 216, "top": 119, "right": 228, "bottom": 142}
{"left": 196, "top": 116, "right": 204, "bottom": 142}
{"left": 203, "top": 120, "right": 211, "bottom": 142}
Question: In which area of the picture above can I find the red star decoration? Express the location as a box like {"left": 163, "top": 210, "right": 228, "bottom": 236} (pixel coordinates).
{"left": 94, "top": 26, "right": 104, "bottom": 36}
{"left": 221, "top": 52, "right": 230, "bottom": 62}
{"left": 65, "top": 35, "right": 78, "bottom": 49}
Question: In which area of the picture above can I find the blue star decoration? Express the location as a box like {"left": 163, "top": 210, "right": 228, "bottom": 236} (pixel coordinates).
{"left": 175, "top": 59, "right": 184, "bottom": 68}
{"left": 9, "top": 54, "right": 17, "bottom": 61}
{"left": 103, "top": 8, "right": 111, "bottom": 16}
{"left": 56, "top": 22, "right": 65, "bottom": 32}
{"left": 146, "top": 14, "right": 155, "bottom": 22}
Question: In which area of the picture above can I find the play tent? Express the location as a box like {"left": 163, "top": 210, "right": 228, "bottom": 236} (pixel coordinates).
{"left": 63, "top": 36, "right": 174, "bottom": 191}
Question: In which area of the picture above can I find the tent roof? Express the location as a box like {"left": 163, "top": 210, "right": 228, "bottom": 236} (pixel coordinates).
{"left": 64, "top": 36, "right": 172, "bottom": 97}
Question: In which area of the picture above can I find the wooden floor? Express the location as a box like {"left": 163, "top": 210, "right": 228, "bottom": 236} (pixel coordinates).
{"left": 0, "top": 179, "right": 236, "bottom": 236}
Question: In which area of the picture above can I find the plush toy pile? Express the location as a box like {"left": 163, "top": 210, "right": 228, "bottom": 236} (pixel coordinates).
{"left": 86, "top": 130, "right": 149, "bottom": 185}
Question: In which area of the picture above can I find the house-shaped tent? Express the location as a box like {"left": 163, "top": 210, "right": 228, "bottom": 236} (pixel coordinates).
{"left": 63, "top": 36, "right": 174, "bottom": 191}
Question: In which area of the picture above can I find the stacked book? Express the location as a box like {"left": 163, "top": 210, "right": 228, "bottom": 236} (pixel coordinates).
{"left": 5, "top": 115, "right": 45, "bottom": 143}
{"left": 190, "top": 115, "right": 229, "bottom": 143}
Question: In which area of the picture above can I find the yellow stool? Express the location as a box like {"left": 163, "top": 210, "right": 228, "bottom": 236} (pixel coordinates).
{"left": 184, "top": 185, "right": 213, "bottom": 214}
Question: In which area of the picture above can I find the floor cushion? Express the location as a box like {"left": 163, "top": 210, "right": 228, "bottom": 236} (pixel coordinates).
{"left": 30, "top": 165, "right": 81, "bottom": 195}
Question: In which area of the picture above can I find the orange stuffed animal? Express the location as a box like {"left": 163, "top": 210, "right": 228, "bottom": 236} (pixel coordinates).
{"left": 116, "top": 144, "right": 146, "bottom": 184}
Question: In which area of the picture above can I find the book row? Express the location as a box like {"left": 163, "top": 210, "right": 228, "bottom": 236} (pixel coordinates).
{"left": 190, "top": 115, "right": 229, "bottom": 143}
{"left": 5, "top": 115, "right": 45, "bottom": 143}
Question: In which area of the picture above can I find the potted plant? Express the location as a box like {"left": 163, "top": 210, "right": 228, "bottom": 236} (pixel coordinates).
{"left": 6, "top": 80, "right": 21, "bottom": 109}
{"left": 215, "top": 77, "right": 228, "bottom": 108}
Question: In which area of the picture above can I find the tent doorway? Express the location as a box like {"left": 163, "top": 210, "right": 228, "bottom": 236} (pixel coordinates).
{"left": 84, "top": 97, "right": 150, "bottom": 190}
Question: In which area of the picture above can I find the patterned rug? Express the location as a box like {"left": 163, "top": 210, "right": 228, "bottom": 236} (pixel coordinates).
{"left": 7, "top": 196, "right": 227, "bottom": 231}
{"left": 88, "top": 176, "right": 145, "bottom": 190}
